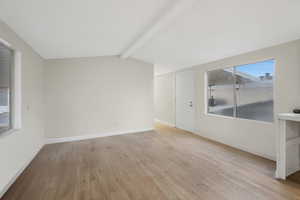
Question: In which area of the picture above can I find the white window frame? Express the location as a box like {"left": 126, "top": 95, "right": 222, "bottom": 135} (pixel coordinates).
{"left": 0, "top": 38, "right": 22, "bottom": 135}
{"left": 204, "top": 58, "right": 275, "bottom": 124}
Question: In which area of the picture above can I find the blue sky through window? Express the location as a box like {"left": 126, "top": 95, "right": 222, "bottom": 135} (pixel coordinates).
{"left": 235, "top": 59, "right": 275, "bottom": 77}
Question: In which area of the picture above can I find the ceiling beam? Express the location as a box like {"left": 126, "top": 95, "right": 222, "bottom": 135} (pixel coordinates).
{"left": 120, "top": 0, "right": 194, "bottom": 59}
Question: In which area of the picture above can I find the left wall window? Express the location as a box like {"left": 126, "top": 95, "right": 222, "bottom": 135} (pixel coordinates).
{"left": 0, "top": 39, "right": 21, "bottom": 134}
{"left": 0, "top": 42, "right": 13, "bottom": 133}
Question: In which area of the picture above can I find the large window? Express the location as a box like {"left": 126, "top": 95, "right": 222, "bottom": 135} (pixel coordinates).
{"left": 0, "top": 43, "right": 13, "bottom": 133}
{"left": 207, "top": 59, "right": 275, "bottom": 122}
{"left": 0, "top": 40, "right": 21, "bottom": 134}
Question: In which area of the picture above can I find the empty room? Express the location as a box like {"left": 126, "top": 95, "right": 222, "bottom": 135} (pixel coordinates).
{"left": 1, "top": 0, "right": 300, "bottom": 199}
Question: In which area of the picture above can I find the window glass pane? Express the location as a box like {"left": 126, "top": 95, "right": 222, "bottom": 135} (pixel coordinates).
{"left": 207, "top": 68, "right": 235, "bottom": 117}
{"left": 235, "top": 59, "right": 275, "bottom": 122}
{"left": 0, "top": 43, "right": 12, "bottom": 132}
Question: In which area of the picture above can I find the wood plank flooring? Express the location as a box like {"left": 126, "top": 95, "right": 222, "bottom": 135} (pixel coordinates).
{"left": 2, "top": 123, "right": 300, "bottom": 200}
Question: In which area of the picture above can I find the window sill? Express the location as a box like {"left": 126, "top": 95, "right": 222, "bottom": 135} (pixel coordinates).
{"left": 0, "top": 128, "right": 20, "bottom": 138}
{"left": 204, "top": 113, "right": 274, "bottom": 125}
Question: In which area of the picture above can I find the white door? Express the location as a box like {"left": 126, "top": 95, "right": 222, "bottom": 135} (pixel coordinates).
{"left": 175, "top": 70, "right": 195, "bottom": 132}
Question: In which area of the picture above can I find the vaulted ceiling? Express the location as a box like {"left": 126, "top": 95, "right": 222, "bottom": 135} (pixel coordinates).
{"left": 1, "top": 0, "right": 300, "bottom": 75}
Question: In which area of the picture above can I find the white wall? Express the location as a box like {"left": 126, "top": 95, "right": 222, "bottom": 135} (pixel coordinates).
{"left": 0, "top": 20, "right": 45, "bottom": 196}
{"left": 155, "top": 39, "right": 300, "bottom": 160}
{"left": 154, "top": 73, "right": 175, "bottom": 126}
{"left": 45, "top": 56, "right": 154, "bottom": 139}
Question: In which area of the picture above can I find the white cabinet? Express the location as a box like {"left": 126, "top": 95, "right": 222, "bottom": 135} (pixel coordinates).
{"left": 276, "top": 113, "right": 300, "bottom": 179}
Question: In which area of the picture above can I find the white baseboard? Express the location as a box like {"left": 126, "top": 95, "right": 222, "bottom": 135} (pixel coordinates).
{"left": 0, "top": 144, "right": 44, "bottom": 198}
{"left": 154, "top": 119, "right": 175, "bottom": 127}
{"left": 192, "top": 131, "right": 276, "bottom": 161}
{"left": 46, "top": 128, "right": 154, "bottom": 144}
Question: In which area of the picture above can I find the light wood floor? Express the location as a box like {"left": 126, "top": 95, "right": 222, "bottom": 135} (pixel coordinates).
{"left": 3, "top": 124, "right": 300, "bottom": 200}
